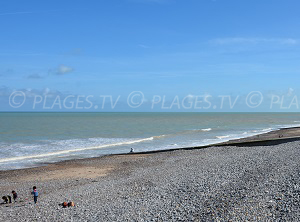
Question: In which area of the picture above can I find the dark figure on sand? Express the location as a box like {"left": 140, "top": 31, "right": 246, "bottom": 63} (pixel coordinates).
{"left": 2, "top": 195, "right": 12, "bottom": 204}
{"left": 60, "top": 201, "right": 75, "bottom": 208}
{"left": 2, "top": 196, "right": 8, "bottom": 204}
{"left": 12, "top": 190, "right": 18, "bottom": 202}
{"left": 31, "top": 186, "right": 38, "bottom": 204}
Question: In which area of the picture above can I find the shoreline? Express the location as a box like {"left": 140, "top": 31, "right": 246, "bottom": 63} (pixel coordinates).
{"left": 1, "top": 127, "right": 300, "bottom": 220}
{"left": 0, "top": 126, "right": 300, "bottom": 174}
{"left": 1, "top": 126, "right": 300, "bottom": 220}
{"left": 1, "top": 126, "right": 300, "bottom": 174}
{"left": 116, "top": 126, "right": 300, "bottom": 155}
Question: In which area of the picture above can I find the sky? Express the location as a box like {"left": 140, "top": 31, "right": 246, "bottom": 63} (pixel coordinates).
{"left": 1, "top": 0, "right": 300, "bottom": 112}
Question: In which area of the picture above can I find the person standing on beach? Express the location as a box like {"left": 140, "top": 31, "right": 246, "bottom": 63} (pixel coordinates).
{"left": 12, "top": 190, "right": 18, "bottom": 202}
{"left": 31, "top": 186, "right": 38, "bottom": 204}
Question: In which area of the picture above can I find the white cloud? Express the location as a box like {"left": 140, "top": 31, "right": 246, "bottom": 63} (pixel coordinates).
{"left": 0, "top": 86, "right": 63, "bottom": 99}
{"left": 184, "top": 93, "right": 212, "bottom": 104}
{"left": 287, "top": 88, "right": 294, "bottom": 97}
{"left": 49, "top": 65, "right": 74, "bottom": 75}
{"left": 281, "top": 38, "right": 298, "bottom": 45}
{"left": 266, "top": 88, "right": 296, "bottom": 99}
{"left": 186, "top": 94, "right": 195, "bottom": 103}
{"left": 24, "top": 88, "right": 63, "bottom": 98}
{"left": 29, "top": 65, "right": 74, "bottom": 79}
{"left": 57, "top": 65, "right": 74, "bottom": 75}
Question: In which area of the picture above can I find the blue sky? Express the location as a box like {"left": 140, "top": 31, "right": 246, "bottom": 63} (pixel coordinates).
{"left": 1, "top": 0, "right": 300, "bottom": 111}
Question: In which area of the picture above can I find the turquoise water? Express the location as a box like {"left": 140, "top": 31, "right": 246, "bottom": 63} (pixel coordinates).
{"left": 1, "top": 112, "right": 300, "bottom": 170}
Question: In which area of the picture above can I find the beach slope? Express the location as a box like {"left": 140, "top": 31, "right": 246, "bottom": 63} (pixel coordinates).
{"left": 1, "top": 131, "right": 300, "bottom": 221}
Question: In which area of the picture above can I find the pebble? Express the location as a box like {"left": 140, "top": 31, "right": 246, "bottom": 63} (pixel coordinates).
{"left": 1, "top": 140, "right": 300, "bottom": 221}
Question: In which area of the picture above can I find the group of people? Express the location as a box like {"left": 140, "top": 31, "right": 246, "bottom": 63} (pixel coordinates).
{"left": 2, "top": 190, "right": 18, "bottom": 204}
{"left": 2, "top": 186, "right": 38, "bottom": 204}
{"left": 61, "top": 201, "right": 75, "bottom": 208}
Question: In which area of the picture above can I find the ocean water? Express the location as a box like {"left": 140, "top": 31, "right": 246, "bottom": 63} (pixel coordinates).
{"left": 1, "top": 112, "right": 300, "bottom": 170}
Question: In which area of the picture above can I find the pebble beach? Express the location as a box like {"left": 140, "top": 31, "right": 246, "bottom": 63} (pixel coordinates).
{"left": 1, "top": 131, "right": 300, "bottom": 221}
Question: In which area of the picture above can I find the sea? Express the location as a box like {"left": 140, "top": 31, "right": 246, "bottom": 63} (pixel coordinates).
{"left": 1, "top": 112, "right": 300, "bottom": 170}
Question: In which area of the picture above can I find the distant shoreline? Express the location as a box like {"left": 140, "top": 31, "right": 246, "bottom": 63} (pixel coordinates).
{"left": 113, "top": 126, "right": 300, "bottom": 155}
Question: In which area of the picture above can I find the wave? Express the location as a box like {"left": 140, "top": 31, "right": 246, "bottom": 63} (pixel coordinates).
{"left": 190, "top": 128, "right": 212, "bottom": 132}
{"left": 262, "top": 128, "right": 273, "bottom": 132}
{"left": 277, "top": 123, "right": 300, "bottom": 129}
{"left": 0, "top": 137, "right": 154, "bottom": 163}
{"left": 201, "top": 128, "right": 212, "bottom": 132}
{"left": 153, "top": 134, "right": 167, "bottom": 139}
{"left": 216, "top": 135, "right": 230, "bottom": 139}
{"left": 152, "top": 128, "right": 212, "bottom": 140}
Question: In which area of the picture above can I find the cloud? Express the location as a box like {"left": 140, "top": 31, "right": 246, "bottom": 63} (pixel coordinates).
{"left": 287, "top": 88, "right": 294, "bottom": 97}
{"left": 28, "top": 65, "right": 74, "bottom": 79}
{"left": 0, "top": 86, "right": 61, "bottom": 98}
{"left": 266, "top": 88, "right": 296, "bottom": 99}
{"left": 27, "top": 73, "right": 44, "bottom": 79}
{"left": 57, "top": 65, "right": 74, "bottom": 75}
{"left": 18, "top": 88, "right": 63, "bottom": 98}
{"left": 186, "top": 94, "right": 195, "bottom": 103}
{"left": 49, "top": 65, "right": 74, "bottom": 75}
{"left": 210, "top": 37, "right": 299, "bottom": 45}
{"left": 185, "top": 93, "right": 211, "bottom": 103}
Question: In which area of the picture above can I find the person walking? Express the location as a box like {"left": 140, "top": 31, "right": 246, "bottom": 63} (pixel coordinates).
{"left": 31, "top": 186, "right": 38, "bottom": 204}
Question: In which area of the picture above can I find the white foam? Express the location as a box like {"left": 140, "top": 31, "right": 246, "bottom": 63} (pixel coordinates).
{"left": 277, "top": 123, "right": 300, "bottom": 129}
{"left": 201, "top": 128, "right": 212, "bottom": 132}
{"left": 262, "top": 128, "right": 273, "bottom": 132}
{"left": 0, "top": 137, "right": 154, "bottom": 163}
{"left": 216, "top": 135, "right": 230, "bottom": 139}
{"left": 153, "top": 134, "right": 167, "bottom": 139}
